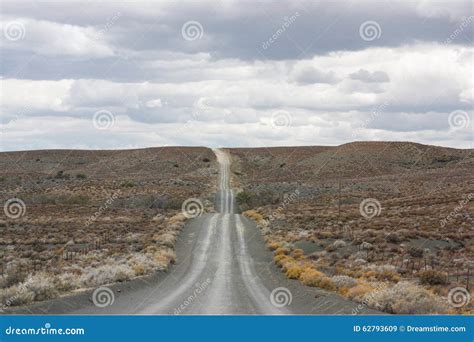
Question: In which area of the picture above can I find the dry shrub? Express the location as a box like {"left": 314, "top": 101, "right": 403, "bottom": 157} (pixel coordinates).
{"left": 80, "top": 263, "right": 135, "bottom": 287}
{"left": 154, "top": 232, "right": 177, "bottom": 248}
{"left": 285, "top": 265, "right": 303, "bottom": 279}
{"left": 273, "top": 254, "right": 289, "bottom": 266}
{"left": 332, "top": 240, "right": 347, "bottom": 249}
{"left": 274, "top": 247, "right": 290, "bottom": 256}
{"left": 299, "top": 267, "right": 335, "bottom": 291}
{"left": 0, "top": 285, "right": 34, "bottom": 307}
{"left": 168, "top": 213, "right": 187, "bottom": 225}
{"left": 55, "top": 272, "right": 78, "bottom": 292}
{"left": 375, "top": 270, "right": 400, "bottom": 282}
{"left": 345, "top": 282, "right": 374, "bottom": 302}
{"left": 331, "top": 275, "right": 357, "bottom": 289}
{"left": 243, "top": 210, "right": 264, "bottom": 222}
{"left": 419, "top": 270, "right": 448, "bottom": 285}
{"left": 133, "top": 264, "right": 146, "bottom": 276}
{"left": 154, "top": 247, "right": 176, "bottom": 270}
{"left": 291, "top": 248, "right": 305, "bottom": 259}
{"left": 364, "top": 281, "right": 449, "bottom": 314}
{"left": 363, "top": 270, "right": 400, "bottom": 283}
{"left": 25, "top": 272, "right": 59, "bottom": 302}
{"left": 268, "top": 241, "right": 282, "bottom": 251}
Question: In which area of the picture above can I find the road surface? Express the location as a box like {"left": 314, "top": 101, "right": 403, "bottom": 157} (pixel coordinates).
{"left": 9, "top": 149, "right": 379, "bottom": 315}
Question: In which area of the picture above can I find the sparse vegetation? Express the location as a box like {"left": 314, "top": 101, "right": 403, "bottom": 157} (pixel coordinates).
{"left": 232, "top": 143, "right": 474, "bottom": 314}
{"left": 0, "top": 147, "right": 216, "bottom": 309}
{"left": 419, "top": 270, "right": 448, "bottom": 285}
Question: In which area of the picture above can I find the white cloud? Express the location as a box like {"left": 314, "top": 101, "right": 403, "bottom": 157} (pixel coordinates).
{"left": 0, "top": 17, "right": 115, "bottom": 57}
{"left": 0, "top": 1, "right": 472, "bottom": 151}
{"left": 146, "top": 99, "right": 163, "bottom": 108}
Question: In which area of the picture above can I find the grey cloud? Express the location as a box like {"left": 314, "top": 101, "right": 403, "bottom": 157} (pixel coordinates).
{"left": 0, "top": 0, "right": 472, "bottom": 151}
{"left": 349, "top": 69, "right": 390, "bottom": 83}
{"left": 290, "top": 66, "right": 339, "bottom": 84}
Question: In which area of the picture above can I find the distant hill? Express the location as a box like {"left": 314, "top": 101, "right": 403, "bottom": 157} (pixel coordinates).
{"left": 230, "top": 142, "right": 474, "bottom": 183}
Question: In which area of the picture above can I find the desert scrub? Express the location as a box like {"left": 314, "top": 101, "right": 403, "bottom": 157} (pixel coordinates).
{"left": 25, "top": 272, "right": 59, "bottom": 301}
{"left": 345, "top": 281, "right": 375, "bottom": 302}
{"left": 331, "top": 275, "right": 358, "bottom": 290}
{"left": 299, "top": 267, "right": 336, "bottom": 291}
{"left": 154, "top": 247, "right": 176, "bottom": 270}
{"left": 291, "top": 248, "right": 305, "bottom": 260}
{"left": 243, "top": 209, "right": 265, "bottom": 223}
{"left": 363, "top": 281, "right": 449, "bottom": 314}
{"left": 419, "top": 270, "right": 448, "bottom": 285}
{"left": 274, "top": 247, "right": 291, "bottom": 256}
{"left": 267, "top": 241, "right": 282, "bottom": 251}
{"left": 285, "top": 264, "right": 304, "bottom": 279}
{"left": 236, "top": 191, "right": 253, "bottom": 206}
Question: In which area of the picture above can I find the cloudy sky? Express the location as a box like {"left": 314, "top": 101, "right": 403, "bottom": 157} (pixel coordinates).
{"left": 0, "top": 0, "right": 473, "bottom": 151}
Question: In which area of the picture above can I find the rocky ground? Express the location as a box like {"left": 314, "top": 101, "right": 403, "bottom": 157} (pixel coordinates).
{"left": 229, "top": 142, "right": 474, "bottom": 314}
{"left": 0, "top": 147, "right": 217, "bottom": 310}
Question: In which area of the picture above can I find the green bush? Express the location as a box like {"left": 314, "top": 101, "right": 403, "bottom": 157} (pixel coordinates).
{"left": 121, "top": 181, "right": 136, "bottom": 188}
{"left": 236, "top": 191, "right": 253, "bottom": 205}
{"left": 65, "top": 195, "right": 89, "bottom": 205}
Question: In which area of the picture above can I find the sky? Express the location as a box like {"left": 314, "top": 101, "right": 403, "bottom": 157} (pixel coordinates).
{"left": 0, "top": 0, "right": 473, "bottom": 151}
